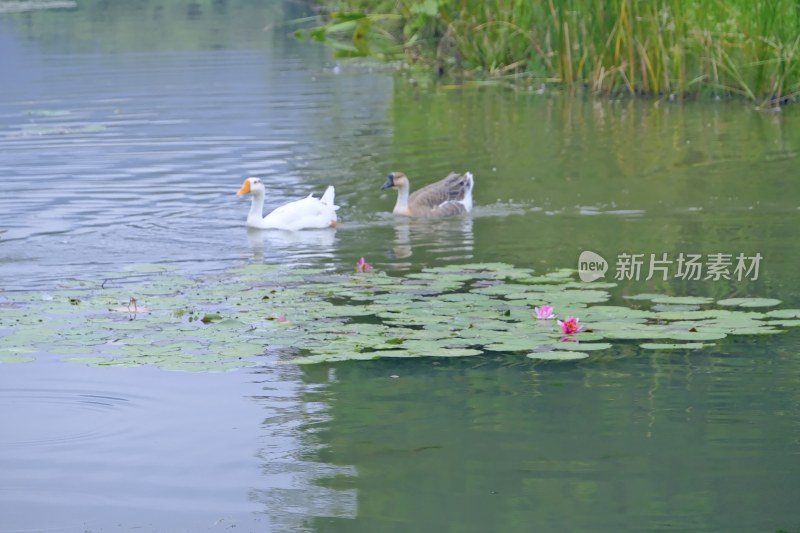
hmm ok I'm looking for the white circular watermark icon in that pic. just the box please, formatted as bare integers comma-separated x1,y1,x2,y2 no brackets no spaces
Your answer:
578,251,608,282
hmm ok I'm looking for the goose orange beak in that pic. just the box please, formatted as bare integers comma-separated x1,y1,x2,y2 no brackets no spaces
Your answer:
236,180,251,196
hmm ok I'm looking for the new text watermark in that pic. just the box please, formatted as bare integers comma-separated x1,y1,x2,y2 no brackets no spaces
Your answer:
578,251,762,283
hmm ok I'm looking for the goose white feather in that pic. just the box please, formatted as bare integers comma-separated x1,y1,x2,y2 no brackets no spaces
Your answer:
381,171,474,217
237,177,339,230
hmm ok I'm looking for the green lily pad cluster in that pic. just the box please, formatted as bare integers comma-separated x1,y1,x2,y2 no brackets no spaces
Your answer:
0,262,798,370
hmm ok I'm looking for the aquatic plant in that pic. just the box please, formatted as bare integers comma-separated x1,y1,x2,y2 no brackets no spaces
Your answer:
300,0,800,105
558,316,583,335
534,305,554,320
356,257,372,273
1,262,799,371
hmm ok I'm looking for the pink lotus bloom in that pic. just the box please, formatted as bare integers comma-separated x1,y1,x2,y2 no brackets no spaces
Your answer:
535,305,555,320
356,257,372,273
558,316,583,335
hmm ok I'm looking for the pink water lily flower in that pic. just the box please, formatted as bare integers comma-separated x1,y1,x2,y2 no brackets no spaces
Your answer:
558,316,583,335
534,305,555,320
356,257,372,273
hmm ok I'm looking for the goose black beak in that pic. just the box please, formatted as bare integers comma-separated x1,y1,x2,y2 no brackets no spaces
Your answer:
381,174,394,190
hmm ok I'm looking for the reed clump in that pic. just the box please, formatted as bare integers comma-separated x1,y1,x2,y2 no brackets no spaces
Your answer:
301,0,800,105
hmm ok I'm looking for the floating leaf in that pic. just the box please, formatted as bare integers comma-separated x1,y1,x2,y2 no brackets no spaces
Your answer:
545,268,576,279
651,304,701,313
66,356,141,368
724,327,784,335
650,296,714,305
624,293,668,301
564,281,618,290
764,309,800,319
640,342,713,350
661,330,728,341
582,306,654,320
527,351,589,361
0,353,35,364
765,319,800,327
209,343,265,358
292,351,381,364
4,261,799,369
554,342,612,351
470,284,534,296
372,347,482,358
653,310,727,321
484,337,553,352
717,297,782,308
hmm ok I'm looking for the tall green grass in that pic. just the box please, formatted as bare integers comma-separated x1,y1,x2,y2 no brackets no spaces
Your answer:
300,0,800,104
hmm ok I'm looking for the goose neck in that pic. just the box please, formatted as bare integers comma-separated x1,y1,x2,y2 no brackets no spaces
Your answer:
393,185,410,215
248,191,265,224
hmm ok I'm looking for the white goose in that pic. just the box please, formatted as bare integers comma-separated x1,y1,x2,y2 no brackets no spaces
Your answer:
236,177,339,230
381,171,474,217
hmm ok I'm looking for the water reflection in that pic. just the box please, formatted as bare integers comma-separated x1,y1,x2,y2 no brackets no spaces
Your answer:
246,227,338,260
299,339,800,533
390,216,474,266
247,364,357,530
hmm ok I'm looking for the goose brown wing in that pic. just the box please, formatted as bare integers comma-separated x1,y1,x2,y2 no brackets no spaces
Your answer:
429,201,468,217
409,172,470,208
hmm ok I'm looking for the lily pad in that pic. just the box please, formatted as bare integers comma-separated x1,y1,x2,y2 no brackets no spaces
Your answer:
765,319,800,328
485,338,553,352
373,347,482,358
292,351,382,364
639,342,713,350
66,356,142,368
724,327,784,335
5,260,800,369
661,330,728,341
526,351,590,361
624,293,669,301
651,296,714,305
717,297,782,308
0,353,36,364
651,304,701,313
653,310,727,321
764,309,800,319
554,342,612,351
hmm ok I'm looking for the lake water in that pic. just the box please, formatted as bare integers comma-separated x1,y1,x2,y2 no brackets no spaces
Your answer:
1,2,800,532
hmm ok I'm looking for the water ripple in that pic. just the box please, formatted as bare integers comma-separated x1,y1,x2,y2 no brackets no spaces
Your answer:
0,384,141,449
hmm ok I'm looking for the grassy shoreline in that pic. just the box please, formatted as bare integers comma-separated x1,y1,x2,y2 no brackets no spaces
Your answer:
299,0,800,106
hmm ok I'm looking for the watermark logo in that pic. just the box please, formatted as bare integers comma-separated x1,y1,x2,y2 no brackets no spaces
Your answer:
578,250,608,282
579,251,763,282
